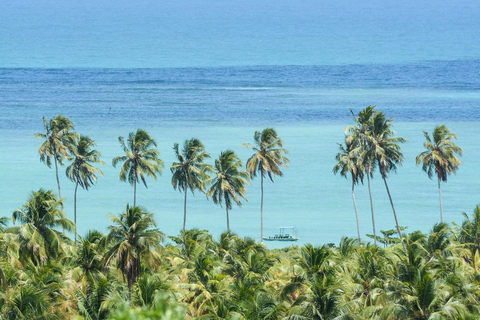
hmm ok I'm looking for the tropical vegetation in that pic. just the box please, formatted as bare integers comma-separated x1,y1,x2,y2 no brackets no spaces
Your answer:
243,128,290,243
0,113,473,318
65,135,106,243
171,138,211,233
112,129,164,207
416,124,463,223
205,150,250,231
2,195,480,319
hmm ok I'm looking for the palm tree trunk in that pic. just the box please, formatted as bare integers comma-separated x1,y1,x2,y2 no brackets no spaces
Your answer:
226,206,230,232
183,186,188,233
261,173,264,244
438,177,443,223
366,167,377,247
54,151,65,234
74,181,78,245
351,180,361,242
382,175,407,253
54,155,62,200
134,178,137,208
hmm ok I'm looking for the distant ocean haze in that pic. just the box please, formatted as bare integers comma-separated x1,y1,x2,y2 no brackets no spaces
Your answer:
1,0,479,67
1,64,479,247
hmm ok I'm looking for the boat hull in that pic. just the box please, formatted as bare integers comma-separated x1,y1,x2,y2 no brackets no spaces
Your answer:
263,237,299,241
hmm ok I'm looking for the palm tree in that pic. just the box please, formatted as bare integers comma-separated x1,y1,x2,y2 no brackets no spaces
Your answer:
333,137,364,242
346,106,378,246
369,111,407,252
103,205,164,302
35,115,78,202
112,129,164,208
416,124,463,223
243,128,289,244
65,135,106,244
205,150,250,231
7,188,75,265
170,138,211,233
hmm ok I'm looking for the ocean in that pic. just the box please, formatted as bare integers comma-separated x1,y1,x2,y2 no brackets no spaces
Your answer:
1,0,479,248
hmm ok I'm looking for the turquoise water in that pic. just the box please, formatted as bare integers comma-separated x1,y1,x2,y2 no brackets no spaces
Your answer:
1,0,480,248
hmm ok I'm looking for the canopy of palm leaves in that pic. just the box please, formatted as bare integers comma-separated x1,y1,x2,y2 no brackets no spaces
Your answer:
35,115,78,168
171,138,210,194
171,138,211,233
416,124,463,182
112,129,164,207
113,129,164,187
205,150,250,231
7,189,74,265
333,136,364,186
243,128,289,181
103,205,164,301
66,135,105,191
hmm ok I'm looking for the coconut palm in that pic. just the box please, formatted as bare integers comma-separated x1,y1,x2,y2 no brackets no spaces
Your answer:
416,124,463,223
35,115,78,202
243,128,289,243
112,129,164,208
103,205,164,302
7,189,75,265
346,106,378,247
333,137,364,242
170,138,211,233
65,135,106,244
369,111,407,252
205,150,250,231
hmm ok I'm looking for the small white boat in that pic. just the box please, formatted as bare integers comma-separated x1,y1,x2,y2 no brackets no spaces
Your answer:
263,226,299,241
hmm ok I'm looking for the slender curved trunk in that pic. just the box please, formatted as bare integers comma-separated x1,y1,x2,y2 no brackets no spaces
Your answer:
366,167,377,247
382,175,407,253
226,206,230,232
133,179,137,208
261,172,264,244
183,186,188,233
351,180,361,242
54,150,65,234
438,177,443,223
74,181,78,245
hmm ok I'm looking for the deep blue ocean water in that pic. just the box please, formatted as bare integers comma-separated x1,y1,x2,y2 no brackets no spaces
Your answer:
1,0,479,247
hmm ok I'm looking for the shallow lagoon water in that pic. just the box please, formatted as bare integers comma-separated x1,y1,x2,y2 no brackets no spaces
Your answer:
1,66,479,248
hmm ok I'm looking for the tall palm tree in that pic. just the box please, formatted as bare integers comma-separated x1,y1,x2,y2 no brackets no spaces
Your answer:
112,129,164,208
170,138,211,233
369,111,407,252
243,128,289,244
416,125,463,223
65,135,106,244
103,205,164,302
7,189,75,265
35,115,78,202
205,150,250,231
346,106,377,247
333,137,364,242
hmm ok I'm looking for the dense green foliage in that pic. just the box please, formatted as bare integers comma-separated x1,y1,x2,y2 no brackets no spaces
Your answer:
4,113,470,318
2,200,480,319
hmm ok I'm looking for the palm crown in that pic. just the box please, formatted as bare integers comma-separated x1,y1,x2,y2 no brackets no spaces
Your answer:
243,128,290,180
416,124,462,222
103,205,164,301
243,128,289,243
205,150,250,231
416,124,463,181
9,189,74,265
112,129,164,207
171,138,211,232
66,135,106,243
66,135,105,191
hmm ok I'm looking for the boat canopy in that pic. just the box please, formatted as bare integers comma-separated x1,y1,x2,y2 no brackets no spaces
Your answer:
278,226,295,229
